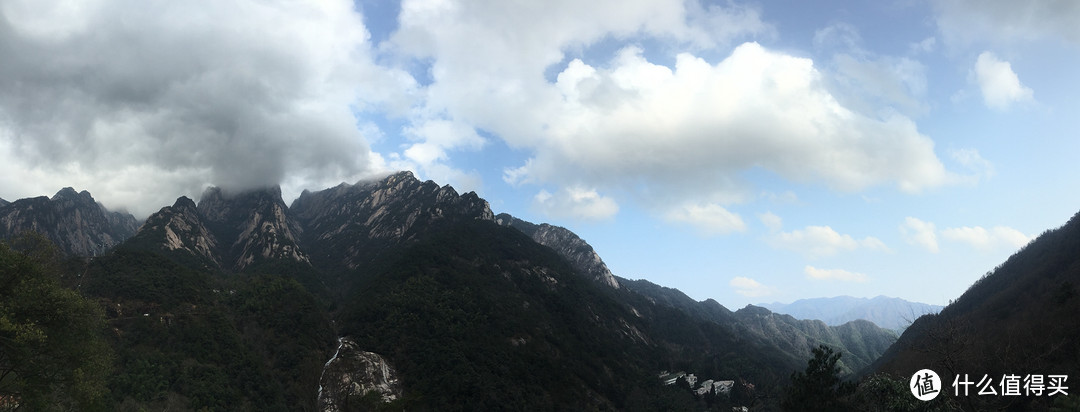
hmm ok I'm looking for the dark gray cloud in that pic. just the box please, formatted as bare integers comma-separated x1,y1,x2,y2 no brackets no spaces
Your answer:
0,0,415,216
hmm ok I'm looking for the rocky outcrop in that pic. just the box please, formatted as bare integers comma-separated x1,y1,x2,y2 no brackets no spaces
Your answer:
495,213,620,289
131,196,221,266
292,171,494,270
197,186,309,271
0,188,139,256
318,338,401,411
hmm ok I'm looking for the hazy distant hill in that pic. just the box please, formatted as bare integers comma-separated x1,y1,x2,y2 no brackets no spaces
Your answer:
759,296,943,331
616,277,897,377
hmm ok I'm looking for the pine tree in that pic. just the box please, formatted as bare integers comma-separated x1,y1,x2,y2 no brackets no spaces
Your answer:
781,344,854,411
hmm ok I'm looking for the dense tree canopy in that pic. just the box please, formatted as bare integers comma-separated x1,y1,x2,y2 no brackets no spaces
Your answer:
0,234,112,411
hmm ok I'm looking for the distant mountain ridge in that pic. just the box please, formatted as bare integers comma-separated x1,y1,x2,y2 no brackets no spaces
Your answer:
617,277,897,376
0,187,139,256
759,296,943,331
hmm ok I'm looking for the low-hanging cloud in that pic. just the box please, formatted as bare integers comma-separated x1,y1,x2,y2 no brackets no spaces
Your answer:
0,0,415,216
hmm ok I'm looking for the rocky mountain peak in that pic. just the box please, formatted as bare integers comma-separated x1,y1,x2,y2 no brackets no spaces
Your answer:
495,213,620,288
51,187,91,202
196,185,308,271
172,195,198,212
133,196,220,267
0,188,139,256
292,172,494,271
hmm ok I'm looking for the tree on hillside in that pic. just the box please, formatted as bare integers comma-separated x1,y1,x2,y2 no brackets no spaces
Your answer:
0,233,112,411
781,344,854,411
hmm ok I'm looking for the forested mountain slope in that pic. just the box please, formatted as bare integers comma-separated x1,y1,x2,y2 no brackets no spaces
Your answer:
874,210,1080,410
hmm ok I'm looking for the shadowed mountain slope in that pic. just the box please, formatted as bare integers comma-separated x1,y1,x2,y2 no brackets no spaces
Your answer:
874,209,1080,410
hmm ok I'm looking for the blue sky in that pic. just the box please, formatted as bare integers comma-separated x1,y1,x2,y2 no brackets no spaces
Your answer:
2,0,1079,308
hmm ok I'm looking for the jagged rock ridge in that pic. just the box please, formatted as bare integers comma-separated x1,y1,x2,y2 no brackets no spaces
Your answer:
495,213,620,289
128,185,310,272
197,186,309,270
0,187,139,256
126,171,494,277
292,171,494,271
131,196,221,267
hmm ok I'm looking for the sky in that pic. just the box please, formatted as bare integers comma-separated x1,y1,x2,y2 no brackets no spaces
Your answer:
2,0,1080,308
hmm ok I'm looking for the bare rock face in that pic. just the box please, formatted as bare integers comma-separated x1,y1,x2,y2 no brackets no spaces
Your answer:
318,338,401,411
132,196,221,266
495,213,620,289
0,188,139,256
292,171,494,270
197,186,309,271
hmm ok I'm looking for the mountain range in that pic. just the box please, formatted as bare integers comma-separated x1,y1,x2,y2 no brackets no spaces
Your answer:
759,295,944,331
4,171,1079,410
0,171,902,410
0,187,139,256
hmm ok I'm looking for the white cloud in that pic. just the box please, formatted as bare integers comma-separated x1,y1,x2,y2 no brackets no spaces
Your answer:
0,0,414,216
730,276,775,297
901,217,1031,253
665,203,747,236
769,225,888,258
0,0,975,222
804,265,869,283
973,51,1034,111
900,217,939,253
402,119,486,165
758,212,783,232
942,225,1033,251
528,44,952,197
390,2,958,220
533,187,619,221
